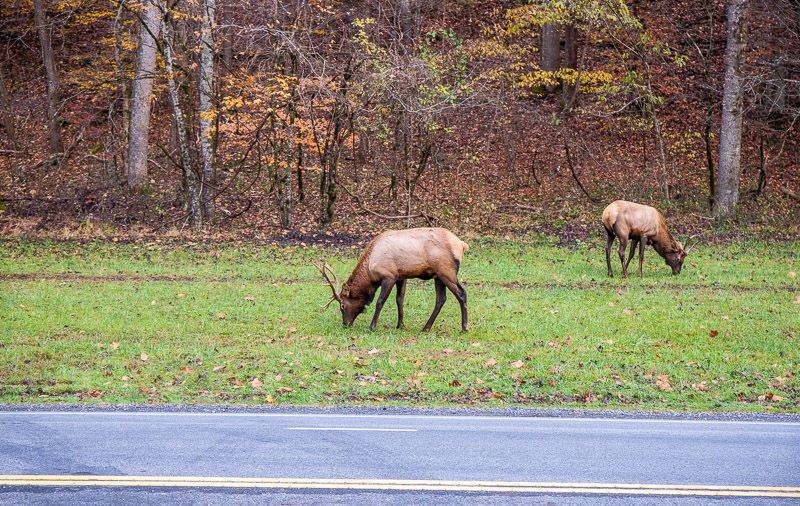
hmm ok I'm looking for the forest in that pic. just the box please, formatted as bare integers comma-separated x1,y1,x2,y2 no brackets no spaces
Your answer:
0,0,798,241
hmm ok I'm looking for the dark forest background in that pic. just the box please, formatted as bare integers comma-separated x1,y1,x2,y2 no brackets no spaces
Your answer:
0,0,798,241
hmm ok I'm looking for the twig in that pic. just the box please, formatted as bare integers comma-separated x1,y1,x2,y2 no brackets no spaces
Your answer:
690,212,715,221
781,186,800,202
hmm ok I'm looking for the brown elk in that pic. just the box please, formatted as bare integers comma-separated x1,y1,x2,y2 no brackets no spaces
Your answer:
602,200,697,278
314,227,469,332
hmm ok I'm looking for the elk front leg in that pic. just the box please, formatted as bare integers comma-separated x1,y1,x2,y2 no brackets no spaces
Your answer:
422,278,447,332
395,279,407,329
369,278,396,332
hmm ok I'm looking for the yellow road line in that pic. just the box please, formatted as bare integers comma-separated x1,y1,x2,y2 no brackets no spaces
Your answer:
1,476,799,497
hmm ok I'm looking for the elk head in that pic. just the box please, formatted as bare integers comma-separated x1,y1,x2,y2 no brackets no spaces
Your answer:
312,262,363,326
664,235,699,275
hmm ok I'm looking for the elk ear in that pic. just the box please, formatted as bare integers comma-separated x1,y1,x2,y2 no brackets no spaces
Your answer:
341,284,350,297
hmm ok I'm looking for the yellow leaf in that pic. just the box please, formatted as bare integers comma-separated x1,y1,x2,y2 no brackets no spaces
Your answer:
266,395,274,404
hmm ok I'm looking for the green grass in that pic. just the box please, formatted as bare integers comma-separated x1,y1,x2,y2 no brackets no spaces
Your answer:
1,236,798,412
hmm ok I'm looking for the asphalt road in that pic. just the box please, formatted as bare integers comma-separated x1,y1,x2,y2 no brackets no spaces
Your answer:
1,409,799,504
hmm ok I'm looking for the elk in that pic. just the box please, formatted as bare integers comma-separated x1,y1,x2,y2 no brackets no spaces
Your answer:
314,227,469,332
602,200,697,278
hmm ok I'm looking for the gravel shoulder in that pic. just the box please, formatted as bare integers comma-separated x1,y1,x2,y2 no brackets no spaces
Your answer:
1,404,798,423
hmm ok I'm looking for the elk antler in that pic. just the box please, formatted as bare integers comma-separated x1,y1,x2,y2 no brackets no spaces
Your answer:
312,262,341,309
685,234,700,254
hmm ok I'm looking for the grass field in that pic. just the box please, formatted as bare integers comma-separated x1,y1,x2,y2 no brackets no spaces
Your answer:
1,235,798,412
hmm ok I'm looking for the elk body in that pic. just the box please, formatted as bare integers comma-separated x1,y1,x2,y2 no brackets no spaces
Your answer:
602,200,696,278
314,227,469,332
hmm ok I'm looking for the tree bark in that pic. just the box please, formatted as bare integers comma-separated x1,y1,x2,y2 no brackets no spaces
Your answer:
199,0,216,223
127,0,162,189
0,66,18,149
563,23,578,101
163,17,202,229
540,22,560,92
399,0,413,53
713,0,749,219
32,0,62,154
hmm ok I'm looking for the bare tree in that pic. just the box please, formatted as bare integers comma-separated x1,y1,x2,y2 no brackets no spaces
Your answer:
32,0,62,154
714,0,750,219
127,0,162,189
198,0,216,222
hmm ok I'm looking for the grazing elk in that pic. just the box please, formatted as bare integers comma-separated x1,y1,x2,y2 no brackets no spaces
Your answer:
602,200,697,278
314,227,469,332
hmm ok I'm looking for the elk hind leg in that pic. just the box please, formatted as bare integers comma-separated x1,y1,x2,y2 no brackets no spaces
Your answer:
604,228,616,277
422,278,447,332
441,275,468,332
625,238,639,270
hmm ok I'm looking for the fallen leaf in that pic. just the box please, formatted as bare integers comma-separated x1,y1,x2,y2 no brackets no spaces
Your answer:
709,330,719,337
483,358,498,368
793,295,800,304
140,353,148,361
721,315,729,320
510,360,525,369
623,308,633,314
449,379,461,387
604,339,614,345
656,374,673,391
281,316,288,322
244,296,255,301
443,348,454,354
277,387,295,393
789,271,796,278
471,342,482,347
287,326,297,333
176,293,186,298
266,395,274,404
367,348,381,355
216,313,226,319
475,377,484,384
251,378,263,388
110,342,120,350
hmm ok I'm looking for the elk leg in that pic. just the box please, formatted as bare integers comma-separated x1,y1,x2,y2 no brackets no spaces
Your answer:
637,236,648,277
604,229,616,277
422,278,447,332
439,276,469,332
395,279,407,329
369,278,396,332
625,238,639,270
617,235,629,278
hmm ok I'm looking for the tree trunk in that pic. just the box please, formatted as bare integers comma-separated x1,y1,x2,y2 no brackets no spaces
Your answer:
199,0,216,223
399,0,413,53
0,66,17,149
32,0,62,154
540,22,560,92
563,23,578,101
163,18,202,229
713,0,749,219
127,0,162,189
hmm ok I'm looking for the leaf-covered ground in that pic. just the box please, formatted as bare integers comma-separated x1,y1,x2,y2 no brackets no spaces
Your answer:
1,236,797,412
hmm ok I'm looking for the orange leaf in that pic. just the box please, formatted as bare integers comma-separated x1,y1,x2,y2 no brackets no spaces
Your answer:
656,374,672,391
